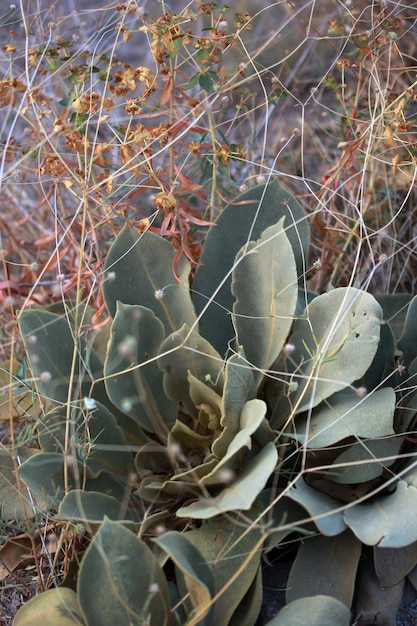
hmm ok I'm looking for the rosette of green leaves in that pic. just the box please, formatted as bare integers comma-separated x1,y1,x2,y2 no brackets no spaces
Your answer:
265,294,417,623
100,192,304,519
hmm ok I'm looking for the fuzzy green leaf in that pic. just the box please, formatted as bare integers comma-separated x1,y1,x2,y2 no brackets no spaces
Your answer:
19,452,128,506
0,448,46,522
376,293,412,341
103,224,196,334
157,324,224,417
58,491,128,523
288,287,382,413
345,481,417,547
19,310,101,404
78,519,170,626
221,349,257,431
38,400,133,478
331,436,401,484
104,303,176,436
155,531,215,625
193,179,310,357
12,588,84,626
232,219,298,386
292,387,395,448
205,399,267,481
285,478,347,536
286,531,361,606
354,552,404,625
397,295,417,369
269,596,351,626
229,566,263,626
374,541,417,587
176,441,277,518
211,350,257,459
174,509,264,625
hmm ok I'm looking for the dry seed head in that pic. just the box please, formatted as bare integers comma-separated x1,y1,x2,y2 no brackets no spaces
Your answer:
154,191,176,213
137,217,151,235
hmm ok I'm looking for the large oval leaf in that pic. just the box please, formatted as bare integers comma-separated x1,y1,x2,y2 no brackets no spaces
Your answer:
374,540,417,587
103,224,196,334
19,452,128,506
58,491,129,523
397,294,417,368
0,448,46,522
12,588,84,626
177,441,277,518
104,303,176,436
292,387,395,448
330,436,401,484
268,595,351,626
172,509,264,626
38,400,133,478
344,481,417,547
157,324,224,417
287,287,382,413
193,179,309,356
286,531,361,606
232,219,298,387
78,518,170,626
285,478,347,536
19,310,101,404
155,531,215,626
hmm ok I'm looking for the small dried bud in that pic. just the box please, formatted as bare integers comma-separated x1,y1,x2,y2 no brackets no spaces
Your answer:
137,218,150,234
283,343,296,355
154,191,176,213
287,380,298,394
39,371,52,383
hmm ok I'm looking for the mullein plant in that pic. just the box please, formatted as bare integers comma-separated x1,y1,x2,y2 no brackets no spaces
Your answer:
12,180,417,625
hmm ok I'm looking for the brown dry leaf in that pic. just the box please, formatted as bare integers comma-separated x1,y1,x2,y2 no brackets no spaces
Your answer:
0,525,58,580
